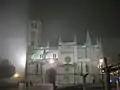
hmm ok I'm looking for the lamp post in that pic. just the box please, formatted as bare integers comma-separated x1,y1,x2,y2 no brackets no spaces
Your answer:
98,58,111,90
103,57,111,90
98,58,104,90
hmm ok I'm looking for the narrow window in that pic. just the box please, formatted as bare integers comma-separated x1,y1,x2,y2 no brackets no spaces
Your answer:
85,64,89,73
36,64,39,73
40,54,43,59
53,54,56,58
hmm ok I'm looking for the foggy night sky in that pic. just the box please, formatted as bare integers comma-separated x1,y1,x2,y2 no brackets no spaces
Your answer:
0,0,120,74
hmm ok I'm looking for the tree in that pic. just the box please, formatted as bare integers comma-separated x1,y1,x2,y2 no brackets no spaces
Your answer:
0,59,15,78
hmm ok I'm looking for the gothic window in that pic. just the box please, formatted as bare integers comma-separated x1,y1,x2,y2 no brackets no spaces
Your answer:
85,64,89,73
40,54,43,59
36,64,39,73
31,22,37,29
53,54,56,58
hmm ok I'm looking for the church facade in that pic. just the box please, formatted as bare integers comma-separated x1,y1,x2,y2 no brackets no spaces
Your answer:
26,20,103,87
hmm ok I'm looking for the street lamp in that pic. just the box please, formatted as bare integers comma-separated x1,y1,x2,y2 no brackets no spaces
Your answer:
98,58,104,90
13,73,21,79
99,58,103,64
98,58,104,69
98,57,112,90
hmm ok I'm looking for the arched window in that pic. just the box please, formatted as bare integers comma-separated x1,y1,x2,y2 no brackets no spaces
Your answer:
31,22,37,29
53,54,56,58
40,54,43,59
36,64,39,73
85,64,89,73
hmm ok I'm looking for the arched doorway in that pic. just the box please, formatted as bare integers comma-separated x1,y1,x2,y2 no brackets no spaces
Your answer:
45,67,56,86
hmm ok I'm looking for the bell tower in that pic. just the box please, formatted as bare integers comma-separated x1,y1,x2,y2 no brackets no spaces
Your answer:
28,20,42,47
25,19,43,84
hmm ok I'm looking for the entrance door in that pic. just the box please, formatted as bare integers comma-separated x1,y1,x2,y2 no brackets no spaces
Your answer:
45,67,56,86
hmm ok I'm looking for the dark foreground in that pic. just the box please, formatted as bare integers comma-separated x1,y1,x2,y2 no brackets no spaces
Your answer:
0,83,118,90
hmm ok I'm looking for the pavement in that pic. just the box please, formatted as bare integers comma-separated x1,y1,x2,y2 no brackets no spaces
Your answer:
0,83,118,90
56,83,118,90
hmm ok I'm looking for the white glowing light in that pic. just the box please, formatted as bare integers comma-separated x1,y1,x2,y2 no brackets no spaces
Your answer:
13,73,20,78
20,53,26,68
98,58,104,69
49,59,55,64
16,51,26,68
99,58,103,63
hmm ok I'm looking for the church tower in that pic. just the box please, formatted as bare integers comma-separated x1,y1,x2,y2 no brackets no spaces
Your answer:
29,20,42,47
25,19,43,84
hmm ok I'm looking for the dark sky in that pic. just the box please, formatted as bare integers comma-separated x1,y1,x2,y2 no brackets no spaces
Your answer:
0,0,120,73
30,0,120,57
30,0,120,39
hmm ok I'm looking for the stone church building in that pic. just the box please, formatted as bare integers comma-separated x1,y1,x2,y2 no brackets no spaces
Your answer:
26,20,103,87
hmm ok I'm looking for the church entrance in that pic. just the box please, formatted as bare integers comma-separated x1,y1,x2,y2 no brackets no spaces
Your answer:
45,67,56,86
